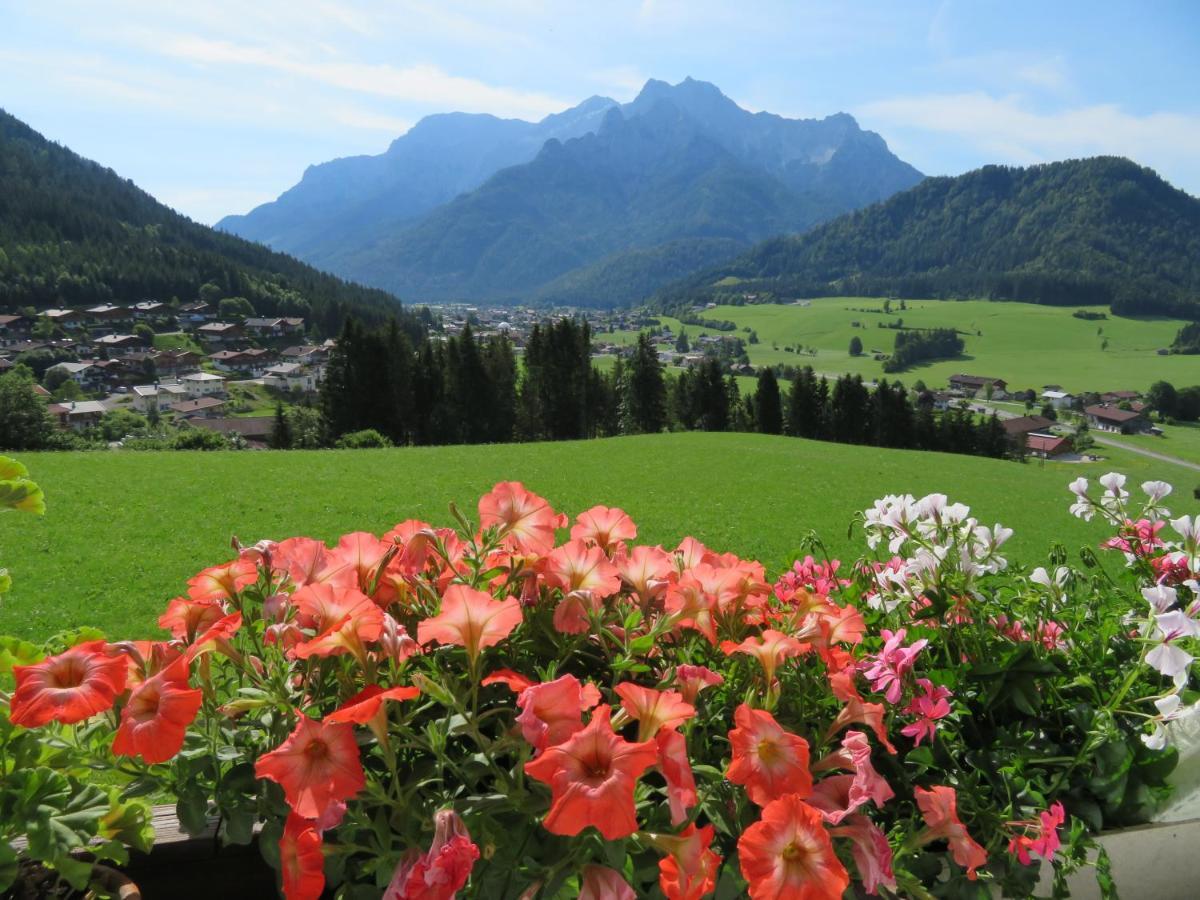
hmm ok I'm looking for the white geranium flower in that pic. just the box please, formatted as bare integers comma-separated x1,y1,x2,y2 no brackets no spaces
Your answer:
1171,515,1199,544
1142,480,1173,503
1142,584,1178,614
1068,476,1089,497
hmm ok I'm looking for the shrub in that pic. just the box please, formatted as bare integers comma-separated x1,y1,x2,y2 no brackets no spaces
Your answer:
170,429,230,450
334,428,394,449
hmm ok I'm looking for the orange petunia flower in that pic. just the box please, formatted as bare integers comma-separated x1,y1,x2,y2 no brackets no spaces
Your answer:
516,673,602,753
279,813,325,900
615,544,674,607
290,583,383,664
255,714,366,820
10,641,128,727
112,656,202,764
571,505,637,554
674,537,715,572
825,698,896,754
721,629,805,686
385,809,479,900
184,611,243,663
579,864,636,900
524,705,658,840
614,682,695,741
158,596,225,643
416,584,522,665
656,727,698,826
654,823,722,900
329,531,390,593
915,785,988,880
738,794,850,900
810,731,894,815
478,481,565,557
541,539,622,599
664,566,723,644
186,557,258,603
272,536,355,590
727,704,813,807
324,684,420,746
481,668,536,694
829,813,896,896
672,664,724,705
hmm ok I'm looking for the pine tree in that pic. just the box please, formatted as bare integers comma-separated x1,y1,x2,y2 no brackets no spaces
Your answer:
622,333,667,434
755,368,783,434
270,400,292,449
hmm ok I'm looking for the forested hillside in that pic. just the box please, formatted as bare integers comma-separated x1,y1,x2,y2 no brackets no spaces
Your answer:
659,157,1200,318
0,110,416,336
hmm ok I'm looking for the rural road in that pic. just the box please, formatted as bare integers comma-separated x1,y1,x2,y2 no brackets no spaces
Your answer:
975,403,1200,473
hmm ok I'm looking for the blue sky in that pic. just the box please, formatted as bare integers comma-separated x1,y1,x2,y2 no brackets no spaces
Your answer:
3,0,1198,224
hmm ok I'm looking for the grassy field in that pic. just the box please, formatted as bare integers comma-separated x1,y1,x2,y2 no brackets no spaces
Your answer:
1100,421,1200,467
606,299,1191,393
3,433,1198,642
152,331,204,354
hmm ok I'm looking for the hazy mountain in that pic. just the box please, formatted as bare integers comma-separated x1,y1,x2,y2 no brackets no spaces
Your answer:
656,157,1200,319
219,79,922,306
216,96,618,261
0,109,416,337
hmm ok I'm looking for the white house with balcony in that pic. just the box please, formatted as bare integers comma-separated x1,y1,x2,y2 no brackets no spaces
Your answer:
181,371,227,398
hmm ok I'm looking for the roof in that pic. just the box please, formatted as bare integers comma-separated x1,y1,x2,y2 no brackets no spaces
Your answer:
93,334,138,345
0,315,26,326
198,322,240,333
949,373,1006,386
1102,390,1140,400
51,361,94,374
1085,404,1145,423
209,350,249,361
132,301,163,310
171,397,227,415
182,372,226,382
1027,434,1072,455
42,308,77,318
244,317,284,328
86,304,127,314
1041,390,1073,399
49,400,107,416
1001,415,1056,435
265,363,303,375
185,416,274,439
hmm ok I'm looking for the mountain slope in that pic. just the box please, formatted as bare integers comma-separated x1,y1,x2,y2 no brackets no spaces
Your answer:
658,157,1200,318
219,78,922,306
0,109,417,336
216,96,618,261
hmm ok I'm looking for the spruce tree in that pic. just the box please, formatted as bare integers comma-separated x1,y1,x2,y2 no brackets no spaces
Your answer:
270,400,292,449
755,368,783,435
623,333,667,434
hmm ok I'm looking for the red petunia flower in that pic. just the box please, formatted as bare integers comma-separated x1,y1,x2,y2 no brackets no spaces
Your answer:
721,629,805,686
541,538,622,600
478,481,565,557
727,704,813,807
915,785,988,880
255,714,366,820
112,656,202,764
524,705,658,840
184,611,243,663
187,557,258,603
384,809,479,900
279,813,325,900
579,864,636,900
516,674,602,753
329,531,390,594
571,505,638,554
10,641,128,727
290,583,383,664
482,668,535,694
416,584,522,665
615,682,695,741
656,727,698,826
158,596,225,642
325,684,420,746
830,813,896,895
738,793,850,900
615,544,675,607
654,823,721,900
673,664,724,705
272,536,355,590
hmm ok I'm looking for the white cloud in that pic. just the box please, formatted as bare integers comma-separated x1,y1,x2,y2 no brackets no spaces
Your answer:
1015,57,1071,93
588,65,648,97
328,106,413,134
857,91,1200,194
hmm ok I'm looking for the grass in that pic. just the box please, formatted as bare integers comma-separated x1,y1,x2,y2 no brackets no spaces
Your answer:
152,332,203,354
1098,421,1200,467
2,433,1197,642
607,299,1190,393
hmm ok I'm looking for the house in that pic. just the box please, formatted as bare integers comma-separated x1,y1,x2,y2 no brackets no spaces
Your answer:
0,315,31,346
1040,390,1075,410
47,400,107,431
1001,415,1056,445
208,350,255,372
281,345,327,365
157,350,203,376
262,362,320,392
1026,433,1074,459
243,317,286,338
948,374,1008,399
182,416,274,448
1085,404,1151,434
177,302,214,326
180,371,227,398
85,304,132,324
41,309,82,329
1100,390,1141,405
131,301,165,319
132,381,188,413
92,333,142,350
0,357,13,373
170,396,227,418
47,360,99,388
196,322,243,344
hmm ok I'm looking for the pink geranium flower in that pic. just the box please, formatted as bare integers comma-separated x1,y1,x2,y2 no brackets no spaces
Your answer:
861,628,926,704
900,679,953,746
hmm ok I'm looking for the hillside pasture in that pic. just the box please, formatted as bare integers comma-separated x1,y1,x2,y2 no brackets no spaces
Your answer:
609,299,1190,393
2,433,1198,642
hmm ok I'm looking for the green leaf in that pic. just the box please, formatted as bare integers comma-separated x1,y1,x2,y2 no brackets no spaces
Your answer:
176,787,211,837
0,635,43,675
0,841,17,893
0,478,45,515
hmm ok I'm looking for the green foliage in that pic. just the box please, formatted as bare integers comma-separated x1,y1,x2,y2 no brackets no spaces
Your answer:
661,158,1200,318
1171,321,1200,354
883,327,965,372
98,409,148,443
0,109,421,338
0,368,55,451
849,335,863,356
171,429,231,451
334,429,393,449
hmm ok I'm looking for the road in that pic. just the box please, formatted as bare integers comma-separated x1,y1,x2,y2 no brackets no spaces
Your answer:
974,403,1200,473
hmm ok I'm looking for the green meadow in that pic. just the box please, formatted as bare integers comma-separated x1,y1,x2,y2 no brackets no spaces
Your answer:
607,298,1192,393
3,433,1198,642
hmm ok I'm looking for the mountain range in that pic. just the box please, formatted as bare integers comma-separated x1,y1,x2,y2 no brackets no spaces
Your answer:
656,157,1200,319
218,78,923,306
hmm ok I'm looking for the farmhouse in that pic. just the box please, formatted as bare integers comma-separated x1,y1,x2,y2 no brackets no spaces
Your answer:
948,374,1008,398
46,400,107,431
0,315,31,346
196,322,243,343
1100,390,1141,405
1026,433,1074,459
93,333,141,350
1040,390,1075,410
170,396,227,418
47,360,99,388
1001,415,1056,439
182,416,274,448
131,301,165,318
1085,404,1150,434
42,308,82,328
